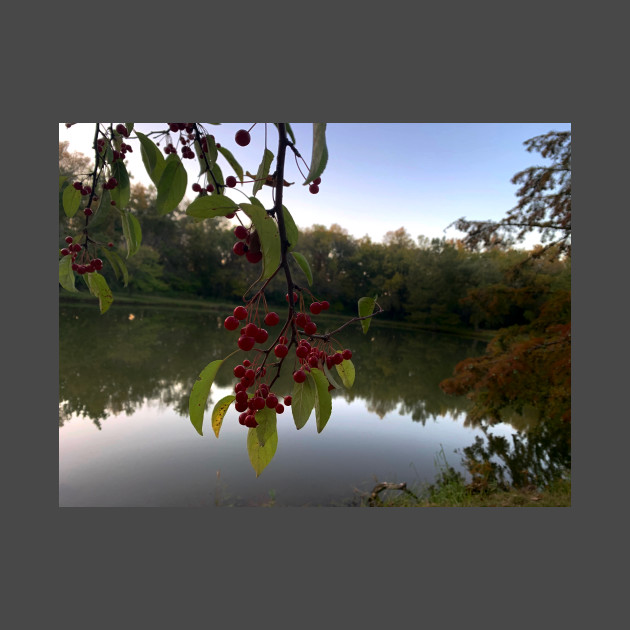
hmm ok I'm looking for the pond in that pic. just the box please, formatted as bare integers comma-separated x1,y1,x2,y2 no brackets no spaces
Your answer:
59,303,546,507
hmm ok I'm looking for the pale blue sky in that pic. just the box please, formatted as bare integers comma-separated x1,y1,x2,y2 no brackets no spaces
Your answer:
59,122,571,246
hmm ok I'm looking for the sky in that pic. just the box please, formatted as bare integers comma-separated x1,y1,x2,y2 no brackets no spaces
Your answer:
59,122,571,246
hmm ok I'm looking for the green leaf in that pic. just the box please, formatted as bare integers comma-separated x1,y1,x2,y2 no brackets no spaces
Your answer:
110,160,131,209
358,296,377,334
335,353,355,388
120,210,141,258
252,148,274,197
85,272,114,314
185,193,238,219
218,145,244,183
292,376,315,430
156,153,187,215
247,424,278,477
248,196,266,209
304,123,328,185
195,134,217,175
254,406,278,447
310,368,332,433
59,255,77,293
102,248,129,286
291,251,312,285
59,175,67,191
136,131,166,186
323,363,344,390
62,184,81,218
282,205,299,251
211,395,235,438
125,123,134,135
240,203,281,280
189,359,224,436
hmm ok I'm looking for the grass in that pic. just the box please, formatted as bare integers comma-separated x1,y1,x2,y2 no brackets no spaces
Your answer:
349,447,571,508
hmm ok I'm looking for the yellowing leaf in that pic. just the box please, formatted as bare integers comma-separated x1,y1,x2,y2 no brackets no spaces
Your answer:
211,395,235,438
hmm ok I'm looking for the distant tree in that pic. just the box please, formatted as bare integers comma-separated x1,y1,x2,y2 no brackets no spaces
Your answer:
449,131,571,257
441,131,571,426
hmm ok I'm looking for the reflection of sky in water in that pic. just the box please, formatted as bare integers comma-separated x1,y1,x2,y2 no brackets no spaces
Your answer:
59,387,517,507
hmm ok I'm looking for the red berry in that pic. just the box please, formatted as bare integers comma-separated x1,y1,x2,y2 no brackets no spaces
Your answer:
245,251,262,264
226,176,237,188
224,316,239,331
192,183,202,192
235,401,249,413
293,370,306,383
84,207,93,216
92,258,103,270
274,344,289,358
309,184,319,194
304,321,317,335
342,349,353,360
235,129,251,146
320,300,330,310
73,182,82,190
235,391,249,405
225,213,236,219
309,302,322,315
253,396,266,410
308,356,319,368
255,328,269,344
286,292,298,304
313,177,321,186
234,365,246,378
296,345,309,359
243,359,251,367
245,369,255,381
233,306,248,320
116,124,127,135
238,336,256,351
108,242,113,248
60,248,70,256
233,241,247,256
264,312,280,326
65,236,73,244
234,225,248,240
266,394,278,409
206,184,215,193
275,404,284,414
333,353,344,365
283,396,292,406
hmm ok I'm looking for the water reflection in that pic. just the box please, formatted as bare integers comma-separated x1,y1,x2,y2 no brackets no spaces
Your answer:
59,305,480,429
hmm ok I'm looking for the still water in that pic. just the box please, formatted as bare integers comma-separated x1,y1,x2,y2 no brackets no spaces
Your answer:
59,303,519,507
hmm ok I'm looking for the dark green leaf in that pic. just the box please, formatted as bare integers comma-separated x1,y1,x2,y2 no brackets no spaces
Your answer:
310,368,332,433
125,123,134,135
282,205,299,251
218,145,244,183
189,359,224,436
110,160,131,209
252,149,274,197
136,131,166,186
59,255,77,293
85,272,114,314
292,375,315,429
304,123,328,185
247,424,278,477
59,175,67,191
358,296,377,334
291,251,312,285
102,248,129,286
62,185,81,218
120,210,141,258
211,395,235,438
156,153,187,215
240,203,281,280
323,363,344,390
185,194,238,219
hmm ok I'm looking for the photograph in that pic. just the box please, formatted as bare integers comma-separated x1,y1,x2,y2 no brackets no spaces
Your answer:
58,122,571,507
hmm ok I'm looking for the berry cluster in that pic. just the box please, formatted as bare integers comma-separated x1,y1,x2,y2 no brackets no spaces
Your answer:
163,123,198,159
72,181,92,197
231,225,262,264
309,176,322,194
223,304,291,428
60,236,103,275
